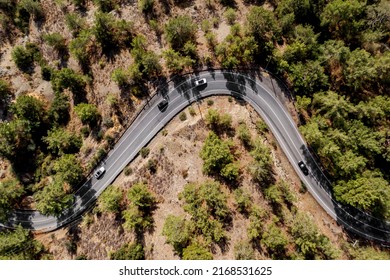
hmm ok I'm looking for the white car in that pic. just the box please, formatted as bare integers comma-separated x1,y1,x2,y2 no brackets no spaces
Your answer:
194,78,207,87
94,166,105,179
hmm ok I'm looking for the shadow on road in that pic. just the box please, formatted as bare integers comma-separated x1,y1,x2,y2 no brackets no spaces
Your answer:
56,179,97,229
299,144,390,244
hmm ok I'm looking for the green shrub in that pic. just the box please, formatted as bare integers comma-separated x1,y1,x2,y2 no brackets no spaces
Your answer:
164,15,196,50
98,185,122,213
188,106,196,116
220,162,240,181
179,112,187,121
138,0,154,13
237,123,252,147
140,147,150,158
11,44,40,71
111,68,130,87
146,159,157,173
162,215,192,255
256,119,268,134
124,166,133,176
109,243,144,260
224,8,236,25
51,68,86,94
40,65,53,81
74,103,100,125
179,181,229,243
65,13,87,36
201,19,211,33
122,183,156,232
182,242,213,260
234,188,252,214
43,33,67,52
0,79,11,102
18,0,43,20
80,126,90,138
200,131,234,175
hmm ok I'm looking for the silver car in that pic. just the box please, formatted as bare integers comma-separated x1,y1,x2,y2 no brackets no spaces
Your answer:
94,166,105,179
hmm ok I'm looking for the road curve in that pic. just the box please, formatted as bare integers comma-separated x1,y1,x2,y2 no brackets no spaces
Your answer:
2,70,390,244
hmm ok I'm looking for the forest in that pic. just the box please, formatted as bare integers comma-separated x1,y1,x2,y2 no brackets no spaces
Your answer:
0,0,389,259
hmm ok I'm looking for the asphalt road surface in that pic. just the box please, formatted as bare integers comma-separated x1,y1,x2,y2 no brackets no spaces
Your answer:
2,70,389,244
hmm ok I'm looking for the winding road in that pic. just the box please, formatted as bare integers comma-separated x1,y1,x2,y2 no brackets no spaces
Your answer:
2,70,390,244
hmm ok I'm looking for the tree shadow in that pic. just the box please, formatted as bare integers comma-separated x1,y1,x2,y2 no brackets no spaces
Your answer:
159,0,171,15
56,179,97,229
172,0,195,9
173,75,192,101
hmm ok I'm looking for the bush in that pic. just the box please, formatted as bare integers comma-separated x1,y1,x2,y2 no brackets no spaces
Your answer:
200,131,234,176
124,166,133,176
0,79,11,102
179,181,229,243
262,223,288,258
51,68,86,94
201,19,211,33
182,242,213,260
10,94,47,130
69,30,92,68
164,15,196,50
74,103,100,125
44,127,82,155
109,243,144,260
98,185,122,213
34,178,74,216
140,147,150,158
224,8,236,25
53,154,83,186
65,13,86,36
290,212,340,259
18,0,43,20
40,65,53,81
220,162,240,181
205,108,232,132
234,188,252,214
247,206,268,241
43,33,67,52
122,183,156,232
256,119,268,134
127,183,156,211
138,0,154,13
80,126,90,138
179,112,187,121
11,44,39,71
162,215,192,255
237,123,252,147
111,68,130,87
146,159,157,173
188,107,196,116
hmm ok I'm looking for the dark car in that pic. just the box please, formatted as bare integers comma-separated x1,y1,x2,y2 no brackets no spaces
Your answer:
298,161,309,176
158,98,168,110
94,166,105,179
